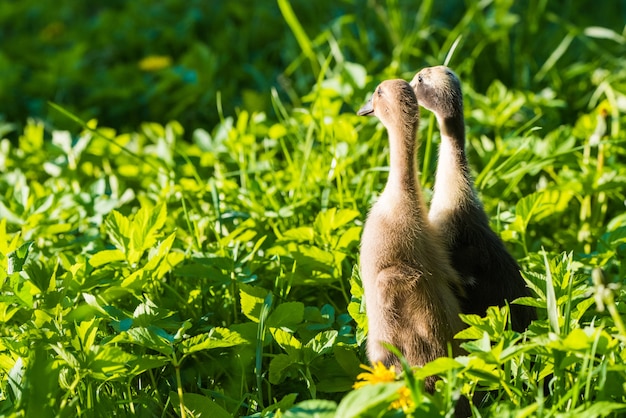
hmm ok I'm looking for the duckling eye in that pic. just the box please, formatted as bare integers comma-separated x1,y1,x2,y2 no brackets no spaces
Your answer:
376,87,382,97
417,75,423,83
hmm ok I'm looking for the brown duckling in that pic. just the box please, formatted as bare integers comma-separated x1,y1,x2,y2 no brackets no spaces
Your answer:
410,66,536,332
357,79,466,391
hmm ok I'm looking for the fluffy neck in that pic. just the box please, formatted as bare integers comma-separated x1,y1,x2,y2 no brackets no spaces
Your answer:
430,114,475,219
385,121,421,199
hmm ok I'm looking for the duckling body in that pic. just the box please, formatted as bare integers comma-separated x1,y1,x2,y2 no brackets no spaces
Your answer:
358,80,465,390
410,66,536,331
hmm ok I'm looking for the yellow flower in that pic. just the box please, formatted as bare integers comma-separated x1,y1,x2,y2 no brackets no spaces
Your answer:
138,55,172,71
353,362,397,389
390,385,415,413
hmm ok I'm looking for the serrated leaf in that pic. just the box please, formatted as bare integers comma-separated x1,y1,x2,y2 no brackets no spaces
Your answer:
314,208,359,233
239,283,269,323
269,353,294,384
304,330,337,359
267,302,304,330
181,327,247,355
512,190,573,234
105,210,131,253
131,203,167,258
110,327,173,356
347,301,367,333
271,328,302,357
143,232,185,279
127,355,168,375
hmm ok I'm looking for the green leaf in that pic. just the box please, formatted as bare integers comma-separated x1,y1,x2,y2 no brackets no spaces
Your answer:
511,190,573,235
271,328,302,357
89,249,125,267
0,302,20,323
72,319,100,353
51,343,80,369
140,232,185,281
304,330,337,360
131,203,167,257
283,226,315,242
412,357,464,380
105,210,131,254
239,283,269,323
110,327,174,356
169,392,231,418
314,208,359,234
267,302,304,330
333,345,362,377
334,382,404,418
181,327,247,355
7,241,33,274
337,226,362,250
23,259,56,293
90,346,136,379
284,399,338,418
269,353,294,384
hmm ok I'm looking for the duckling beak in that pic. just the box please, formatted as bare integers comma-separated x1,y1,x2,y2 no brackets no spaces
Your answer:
357,98,374,116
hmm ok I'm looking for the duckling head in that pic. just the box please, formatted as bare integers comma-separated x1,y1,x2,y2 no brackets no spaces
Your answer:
357,79,419,129
410,66,463,119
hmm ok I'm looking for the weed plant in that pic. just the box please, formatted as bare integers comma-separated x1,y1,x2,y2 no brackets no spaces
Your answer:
1,0,626,417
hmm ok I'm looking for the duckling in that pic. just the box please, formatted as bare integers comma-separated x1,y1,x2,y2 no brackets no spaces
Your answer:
410,66,536,332
357,79,465,391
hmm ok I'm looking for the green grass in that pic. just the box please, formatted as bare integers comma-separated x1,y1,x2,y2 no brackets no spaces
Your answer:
1,0,626,417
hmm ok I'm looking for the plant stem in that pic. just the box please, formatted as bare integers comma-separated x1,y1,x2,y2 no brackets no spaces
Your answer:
173,354,186,418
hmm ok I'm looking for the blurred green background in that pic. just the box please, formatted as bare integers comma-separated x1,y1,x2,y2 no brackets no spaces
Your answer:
1,0,625,138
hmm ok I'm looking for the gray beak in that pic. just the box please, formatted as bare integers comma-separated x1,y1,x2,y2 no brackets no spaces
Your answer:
357,98,374,116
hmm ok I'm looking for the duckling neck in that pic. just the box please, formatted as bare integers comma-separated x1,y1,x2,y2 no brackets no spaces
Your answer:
439,114,466,151
430,114,475,219
385,122,422,199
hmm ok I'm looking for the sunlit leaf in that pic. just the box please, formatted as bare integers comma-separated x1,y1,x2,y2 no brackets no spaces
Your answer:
271,328,302,357
239,283,269,323
335,382,404,418
89,249,125,267
181,327,247,355
7,241,33,274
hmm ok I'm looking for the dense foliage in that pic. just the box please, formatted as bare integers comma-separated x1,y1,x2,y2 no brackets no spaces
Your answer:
1,0,626,417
